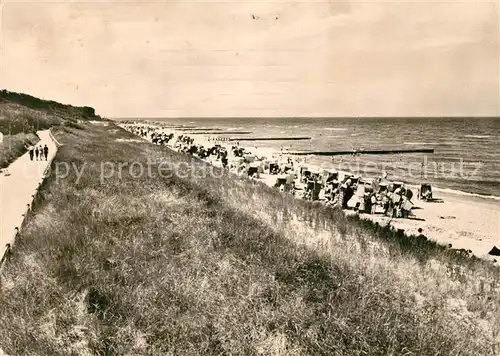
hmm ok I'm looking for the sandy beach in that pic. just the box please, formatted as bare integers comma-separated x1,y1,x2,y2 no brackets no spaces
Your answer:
365,190,500,256
121,122,500,262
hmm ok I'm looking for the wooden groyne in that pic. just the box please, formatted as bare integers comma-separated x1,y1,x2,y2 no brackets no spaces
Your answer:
288,148,434,156
204,131,253,135
183,131,251,135
175,128,223,131
229,137,311,141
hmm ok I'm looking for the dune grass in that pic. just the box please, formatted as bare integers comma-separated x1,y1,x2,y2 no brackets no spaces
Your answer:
0,89,101,168
0,89,100,124
0,123,498,355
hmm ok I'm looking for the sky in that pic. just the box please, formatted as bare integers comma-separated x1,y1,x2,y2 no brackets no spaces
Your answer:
0,0,499,118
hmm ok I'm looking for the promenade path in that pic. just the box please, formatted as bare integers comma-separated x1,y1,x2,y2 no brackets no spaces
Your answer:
0,130,58,263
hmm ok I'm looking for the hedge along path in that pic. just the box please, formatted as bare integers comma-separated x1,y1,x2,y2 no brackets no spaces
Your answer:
0,129,59,271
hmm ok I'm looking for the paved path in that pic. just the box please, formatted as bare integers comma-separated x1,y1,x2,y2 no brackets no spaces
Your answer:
0,130,58,262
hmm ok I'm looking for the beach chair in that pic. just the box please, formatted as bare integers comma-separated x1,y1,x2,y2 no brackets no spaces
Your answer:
283,164,293,174
351,175,360,186
393,181,404,191
301,168,311,183
418,183,433,201
324,171,339,184
269,162,279,175
247,166,258,177
274,177,287,188
311,170,322,182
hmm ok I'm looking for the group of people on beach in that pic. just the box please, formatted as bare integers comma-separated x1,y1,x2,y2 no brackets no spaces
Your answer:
25,144,49,161
323,177,413,217
122,123,416,220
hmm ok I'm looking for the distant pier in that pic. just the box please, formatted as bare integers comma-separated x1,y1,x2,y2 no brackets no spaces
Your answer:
288,148,434,156
229,137,311,141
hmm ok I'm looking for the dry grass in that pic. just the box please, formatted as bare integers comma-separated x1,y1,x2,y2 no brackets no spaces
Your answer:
0,124,498,355
0,89,100,125
0,89,102,168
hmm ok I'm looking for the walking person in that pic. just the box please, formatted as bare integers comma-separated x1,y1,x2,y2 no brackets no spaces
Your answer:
43,144,49,160
25,144,34,161
34,146,39,161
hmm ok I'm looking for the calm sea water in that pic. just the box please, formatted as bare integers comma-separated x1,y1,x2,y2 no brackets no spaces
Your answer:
142,117,500,199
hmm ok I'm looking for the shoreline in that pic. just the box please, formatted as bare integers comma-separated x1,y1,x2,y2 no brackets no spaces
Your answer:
120,121,500,263
138,121,500,202
430,186,500,202
119,118,500,204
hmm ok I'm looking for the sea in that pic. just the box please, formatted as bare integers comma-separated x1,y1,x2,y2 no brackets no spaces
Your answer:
139,117,500,200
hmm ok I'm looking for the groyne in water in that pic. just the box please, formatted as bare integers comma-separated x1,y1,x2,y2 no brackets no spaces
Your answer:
288,148,434,156
175,128,224,131
207,131,253,135
229,137,311,141
183,131,252,135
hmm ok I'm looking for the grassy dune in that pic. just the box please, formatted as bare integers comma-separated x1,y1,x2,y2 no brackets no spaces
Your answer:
0,89,100,125
0,89,100,167
0,123,498,355
0,89,101,135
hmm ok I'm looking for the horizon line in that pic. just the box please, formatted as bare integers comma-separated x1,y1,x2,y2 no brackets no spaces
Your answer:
110,116,500,120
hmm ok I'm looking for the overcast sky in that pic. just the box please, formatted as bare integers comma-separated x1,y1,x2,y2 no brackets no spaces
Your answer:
1,0,498,118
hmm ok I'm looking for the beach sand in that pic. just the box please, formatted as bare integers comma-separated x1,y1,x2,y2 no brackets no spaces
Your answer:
121,122,500,262
385,191,500,256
